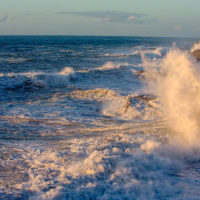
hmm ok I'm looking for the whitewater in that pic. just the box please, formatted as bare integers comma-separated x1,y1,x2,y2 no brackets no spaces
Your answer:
0,36,200,200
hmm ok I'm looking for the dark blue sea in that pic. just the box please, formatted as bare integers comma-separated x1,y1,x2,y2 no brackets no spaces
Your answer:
1,36,200,200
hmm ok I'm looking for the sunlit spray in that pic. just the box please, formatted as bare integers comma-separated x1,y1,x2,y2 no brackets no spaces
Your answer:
142,48,200,148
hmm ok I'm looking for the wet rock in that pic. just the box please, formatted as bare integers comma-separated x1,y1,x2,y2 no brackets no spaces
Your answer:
135,70,145,79
191,40,200,61
133,94,156,103
191,49,200,61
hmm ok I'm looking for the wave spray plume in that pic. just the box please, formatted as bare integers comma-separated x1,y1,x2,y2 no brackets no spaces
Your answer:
143,48,200,148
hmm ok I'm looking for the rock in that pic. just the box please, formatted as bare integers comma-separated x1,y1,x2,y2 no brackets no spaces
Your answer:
191,40,200,61
135,70,145,79
133,94,156,103
191,49,200,61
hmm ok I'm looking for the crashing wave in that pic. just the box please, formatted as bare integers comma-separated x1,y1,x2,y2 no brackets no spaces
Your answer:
142,47,200,148
0,67,75,90
104,47,163,58
94,62,129,71
132,47,163,56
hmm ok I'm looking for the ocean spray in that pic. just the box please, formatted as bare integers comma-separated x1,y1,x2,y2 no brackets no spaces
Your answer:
143,48,200,148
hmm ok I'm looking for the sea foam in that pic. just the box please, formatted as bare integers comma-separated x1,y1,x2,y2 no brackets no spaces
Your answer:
0,67,75,90
142,48,200,148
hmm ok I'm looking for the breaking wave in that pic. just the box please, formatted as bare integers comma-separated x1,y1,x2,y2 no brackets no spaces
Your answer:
142,48,200,148
132,47,163,56
0,67,75,90
104,47,163,58
1,37,200,200
94,62,129,71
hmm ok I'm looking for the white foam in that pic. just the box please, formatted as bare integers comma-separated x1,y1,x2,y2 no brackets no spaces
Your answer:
142,48,200,148
94,62,129,71
1,120,199,199
104,52,128,57
102,97,141,120
69,88,120,101
0,67,75,90
0,57,31,63
96,62,120,70
132,47,163,56
59,67,75,75
141,140,160,153
0,133,171,198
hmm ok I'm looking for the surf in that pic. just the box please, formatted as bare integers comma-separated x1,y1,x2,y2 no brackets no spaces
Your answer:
142,47,200,149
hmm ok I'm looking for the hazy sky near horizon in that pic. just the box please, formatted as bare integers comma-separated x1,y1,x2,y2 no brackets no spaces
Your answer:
0,0,200,37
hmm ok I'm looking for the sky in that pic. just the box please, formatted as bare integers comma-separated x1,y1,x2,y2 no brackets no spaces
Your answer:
0,0,200,37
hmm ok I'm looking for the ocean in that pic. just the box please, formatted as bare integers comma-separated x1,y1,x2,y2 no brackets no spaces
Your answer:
0,36,200,200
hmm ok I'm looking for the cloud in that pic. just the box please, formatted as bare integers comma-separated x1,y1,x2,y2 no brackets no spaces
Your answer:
0,14,8,23
126,16,136,21
56,11,154,24
103,17,111,22
174,25,182,31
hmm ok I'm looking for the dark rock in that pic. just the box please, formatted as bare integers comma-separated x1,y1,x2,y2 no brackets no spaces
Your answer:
191,49,200,61
133,94,156,103
135,70,145,79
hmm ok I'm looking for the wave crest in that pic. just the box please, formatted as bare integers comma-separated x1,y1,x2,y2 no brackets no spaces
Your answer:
142,48,200,148
0,67,75,90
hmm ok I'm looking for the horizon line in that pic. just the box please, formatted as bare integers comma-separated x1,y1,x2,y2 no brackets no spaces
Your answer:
0,34,198,39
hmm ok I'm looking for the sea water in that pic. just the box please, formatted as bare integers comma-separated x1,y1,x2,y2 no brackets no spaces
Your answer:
0,36,200,200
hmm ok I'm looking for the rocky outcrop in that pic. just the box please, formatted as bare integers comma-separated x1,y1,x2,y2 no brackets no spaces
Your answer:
191,49,200,61
191,40,200,61
135,70,144,78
